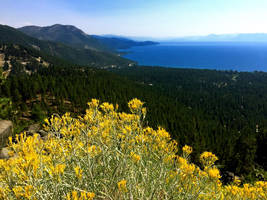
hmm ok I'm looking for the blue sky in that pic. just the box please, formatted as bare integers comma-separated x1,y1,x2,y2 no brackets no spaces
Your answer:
1,0,267,37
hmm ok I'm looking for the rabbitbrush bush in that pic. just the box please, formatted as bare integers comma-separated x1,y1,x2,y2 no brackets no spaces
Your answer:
0,99,266,199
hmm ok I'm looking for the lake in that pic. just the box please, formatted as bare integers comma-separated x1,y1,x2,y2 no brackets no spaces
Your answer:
121,42,267,71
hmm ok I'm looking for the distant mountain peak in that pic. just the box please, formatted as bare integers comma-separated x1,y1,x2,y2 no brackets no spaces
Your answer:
18,24,158,51
20,24,86,35
46,24,85,33
18,24,103,50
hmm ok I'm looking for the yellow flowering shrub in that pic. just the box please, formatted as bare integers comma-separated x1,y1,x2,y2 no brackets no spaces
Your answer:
0,98,266,199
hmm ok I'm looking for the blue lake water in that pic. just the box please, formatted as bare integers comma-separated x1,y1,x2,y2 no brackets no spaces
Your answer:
121,42,267,72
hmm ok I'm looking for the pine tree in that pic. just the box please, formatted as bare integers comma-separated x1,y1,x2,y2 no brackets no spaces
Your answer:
0,69,12,119
3,62,9,71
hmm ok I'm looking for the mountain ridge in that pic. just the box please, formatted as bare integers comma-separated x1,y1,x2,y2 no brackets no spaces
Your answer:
18,24,159,51
18,24,107,51
162,33,267,42
0,24,132,67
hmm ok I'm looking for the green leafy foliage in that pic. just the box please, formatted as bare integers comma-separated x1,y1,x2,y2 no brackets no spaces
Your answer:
0,68,12,120
0,98,12,119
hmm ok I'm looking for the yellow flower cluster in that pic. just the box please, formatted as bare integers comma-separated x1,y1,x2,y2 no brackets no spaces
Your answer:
200,151,219,167
224,181,267,199
0,98,266,199
182,145,193,155
130,151,141,163
128,98,144,114
207,167,221,179
74,166,83,180
66,191,95,200
117,179,127,193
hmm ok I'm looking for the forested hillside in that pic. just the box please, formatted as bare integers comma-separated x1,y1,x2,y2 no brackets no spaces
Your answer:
0,25,132,67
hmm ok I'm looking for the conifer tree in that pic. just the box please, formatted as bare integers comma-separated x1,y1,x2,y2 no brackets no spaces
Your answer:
0,68,12,119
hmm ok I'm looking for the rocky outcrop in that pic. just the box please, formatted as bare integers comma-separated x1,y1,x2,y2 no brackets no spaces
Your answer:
26,123,40,136
25,123,48,139
0,147,11,159
0,121,50,159
0,120,13,146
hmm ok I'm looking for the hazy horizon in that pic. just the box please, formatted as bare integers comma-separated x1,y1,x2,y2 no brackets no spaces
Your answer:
3,23,267,42
1,0,267,38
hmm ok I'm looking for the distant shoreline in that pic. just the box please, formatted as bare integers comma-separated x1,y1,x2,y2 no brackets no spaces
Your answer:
121,42,267,72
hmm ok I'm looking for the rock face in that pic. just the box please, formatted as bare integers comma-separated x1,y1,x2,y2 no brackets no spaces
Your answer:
25,123,48,139
0,120,13,146
0,147,11,159
26,123,41,135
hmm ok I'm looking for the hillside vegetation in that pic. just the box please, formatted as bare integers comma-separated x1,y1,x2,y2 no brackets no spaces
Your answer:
112,66,267,181
0,44,51,77
0,99,266,199
0,25,132,67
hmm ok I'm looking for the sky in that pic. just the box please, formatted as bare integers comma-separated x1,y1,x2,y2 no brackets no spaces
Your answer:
1,0,267,38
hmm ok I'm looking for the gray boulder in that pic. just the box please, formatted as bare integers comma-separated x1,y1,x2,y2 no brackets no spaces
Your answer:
0,147,11,159
28,123,40,134
0,120,13,146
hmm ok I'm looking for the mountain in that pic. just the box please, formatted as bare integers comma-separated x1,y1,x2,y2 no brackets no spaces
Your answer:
18,24,107,51
18,24,158,51
165,33,267,42
0,24,132,67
